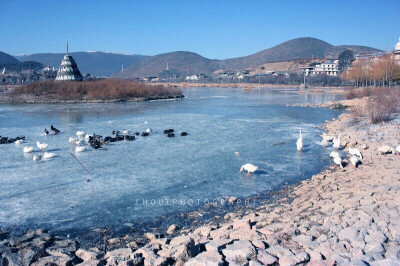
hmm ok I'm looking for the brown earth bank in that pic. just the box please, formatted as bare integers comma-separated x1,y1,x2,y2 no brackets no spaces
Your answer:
0,80,183,104
1,97,400,265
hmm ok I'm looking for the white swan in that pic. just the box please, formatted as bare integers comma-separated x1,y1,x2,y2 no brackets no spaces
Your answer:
69,137,83,146
240,163,259,176
23,146,34,153
333,155,344,168
15,139,24,145
43,152,57,160
33,154,42,163
329,151,340,158
36,141,48,152
349,147,363,159
350,155,359,168
296,129,303,151
321,138,330,147
321,132,335,142
76,131,85,138
146,128,152,134
378,145,395,155
123,129,129,135
333,134,341,149
75,146,87,153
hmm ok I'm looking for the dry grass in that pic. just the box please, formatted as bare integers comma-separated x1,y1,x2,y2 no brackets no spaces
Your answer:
347,87,400,123
9,79,182,100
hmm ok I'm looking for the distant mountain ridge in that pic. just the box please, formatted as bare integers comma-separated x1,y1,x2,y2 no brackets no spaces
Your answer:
0,51,19,64
114,37,381,79
16,52,147,77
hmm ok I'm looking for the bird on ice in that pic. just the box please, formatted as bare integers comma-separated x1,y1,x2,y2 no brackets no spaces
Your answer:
36,141,48,152
240,163,259,176
75,146,87,153
23,146,34,153
76,131,85,138
33,154,42,163
43,152,57,160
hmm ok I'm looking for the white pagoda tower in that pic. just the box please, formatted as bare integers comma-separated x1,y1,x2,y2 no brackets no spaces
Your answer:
56,42,82,81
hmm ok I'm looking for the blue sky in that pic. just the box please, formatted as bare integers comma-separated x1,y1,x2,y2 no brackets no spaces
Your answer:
1,0,399,59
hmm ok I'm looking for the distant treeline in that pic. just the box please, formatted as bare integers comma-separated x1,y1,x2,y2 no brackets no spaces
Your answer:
0,61,44,72
9,79,183,100
207,73,342,87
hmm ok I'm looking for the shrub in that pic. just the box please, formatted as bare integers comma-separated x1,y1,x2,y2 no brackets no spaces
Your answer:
9,79,182,100
368,87,400,123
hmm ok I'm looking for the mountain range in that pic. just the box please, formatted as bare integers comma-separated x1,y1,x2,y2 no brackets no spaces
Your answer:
113,37,381,79
0,51,20,64
4,37,381,78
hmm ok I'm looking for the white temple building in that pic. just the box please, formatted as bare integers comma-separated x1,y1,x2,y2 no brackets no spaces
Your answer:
55,42,82,81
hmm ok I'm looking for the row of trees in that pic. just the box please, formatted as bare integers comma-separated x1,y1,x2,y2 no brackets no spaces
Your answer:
341,54,400,87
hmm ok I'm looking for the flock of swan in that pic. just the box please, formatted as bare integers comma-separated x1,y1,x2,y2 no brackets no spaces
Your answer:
239,129,400,176
9,125,188,163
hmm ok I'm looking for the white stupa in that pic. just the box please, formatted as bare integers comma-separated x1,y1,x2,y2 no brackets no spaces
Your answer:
395,37,400,54
55,42,82,81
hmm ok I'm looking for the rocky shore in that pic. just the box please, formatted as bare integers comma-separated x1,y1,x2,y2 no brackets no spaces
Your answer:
1,98,400,265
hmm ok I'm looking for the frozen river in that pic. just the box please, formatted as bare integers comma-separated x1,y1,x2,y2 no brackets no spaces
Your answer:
0,87,343,234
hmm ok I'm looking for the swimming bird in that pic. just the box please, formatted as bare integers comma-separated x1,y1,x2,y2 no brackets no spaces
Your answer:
33,154,42,163
76,131,85,138
123,129,129,136
36,141,48,152
378,145,395,155
333,155,344,168
44,129,49,135
349,146,363,159
234,151,240,156
296,129,303,151
329,151,340,158
350,155,360,168
240,163,259,176
75,146,87,153
15,139,23,145
43,152,57,160
23,146,34,153
333,134,342,149
396,145,400,155
146,128,152,134
180,132,188,136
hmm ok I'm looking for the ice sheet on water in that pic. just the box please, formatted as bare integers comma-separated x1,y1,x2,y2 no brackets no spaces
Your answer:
0,87,343,233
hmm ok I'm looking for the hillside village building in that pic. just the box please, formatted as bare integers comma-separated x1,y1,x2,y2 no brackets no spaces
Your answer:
301,60,340,76
55,42,82,81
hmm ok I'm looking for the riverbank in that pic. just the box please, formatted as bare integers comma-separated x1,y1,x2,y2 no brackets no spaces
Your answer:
1,97,399,265
151,82,345,91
